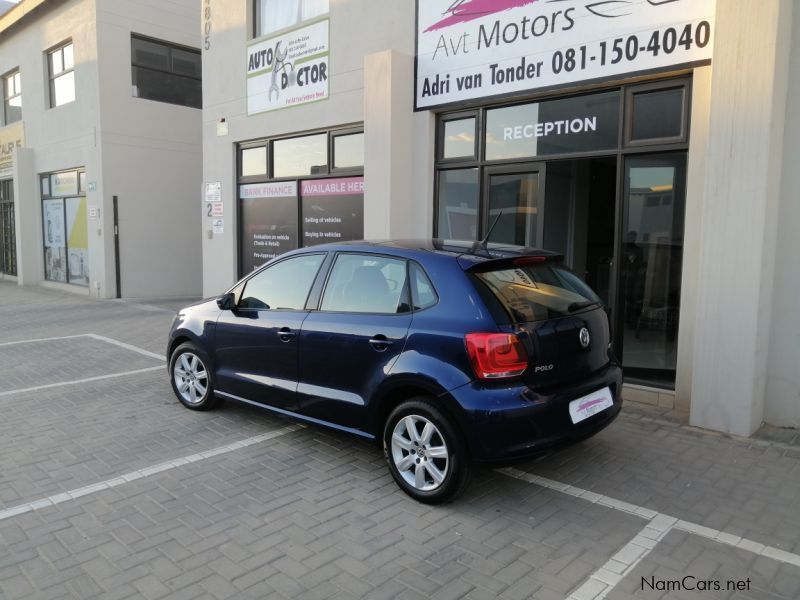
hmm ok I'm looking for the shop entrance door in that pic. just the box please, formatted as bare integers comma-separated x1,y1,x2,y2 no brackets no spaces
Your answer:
484,164,545,246
0,180,16,277
542,158,617,306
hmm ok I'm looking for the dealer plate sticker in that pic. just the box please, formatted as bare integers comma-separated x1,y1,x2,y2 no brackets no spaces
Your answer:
569,387,613,424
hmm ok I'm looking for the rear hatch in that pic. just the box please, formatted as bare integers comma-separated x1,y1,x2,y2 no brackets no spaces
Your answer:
468,257,611,389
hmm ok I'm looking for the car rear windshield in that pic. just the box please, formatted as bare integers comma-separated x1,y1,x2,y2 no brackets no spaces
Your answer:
473,264,602,324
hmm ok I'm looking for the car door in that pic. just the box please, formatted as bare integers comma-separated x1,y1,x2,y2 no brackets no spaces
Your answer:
297,253,413,431
214,252,327,410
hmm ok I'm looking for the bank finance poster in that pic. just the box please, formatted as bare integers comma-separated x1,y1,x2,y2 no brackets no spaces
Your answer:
301,177,364,247
247,19,329,114
239,182,299,274
416,0,715,109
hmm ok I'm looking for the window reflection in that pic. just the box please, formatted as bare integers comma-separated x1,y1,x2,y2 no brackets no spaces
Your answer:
488,173,540,247
620,154,686,375
273,134,328,178
436,169,479,240
241,147,267,176
333,133,364,169
631,88,684,141
442,118,476,159
256,0,329,37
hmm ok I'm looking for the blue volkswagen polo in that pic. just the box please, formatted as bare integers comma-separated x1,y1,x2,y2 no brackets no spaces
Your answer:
167,240,622,503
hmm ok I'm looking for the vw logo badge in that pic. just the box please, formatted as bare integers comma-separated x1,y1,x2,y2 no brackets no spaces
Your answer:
579,327,591,349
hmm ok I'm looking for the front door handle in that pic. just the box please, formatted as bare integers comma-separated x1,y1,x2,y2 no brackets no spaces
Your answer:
278,327,296,342
368,335,394,352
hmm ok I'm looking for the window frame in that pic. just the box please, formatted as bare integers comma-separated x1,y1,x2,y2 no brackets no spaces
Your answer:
317,251,412,316
436,111,479,164
47,40,75,109
130,33,202,109
623,78,691,148
237,252,327,312
238,142,269,180
40,168,88,286
238,125,363,183
236,125,364,278
271,132,330,180
433,77,693,243
2,68,21,125
252,0,330,39
331,127,366,174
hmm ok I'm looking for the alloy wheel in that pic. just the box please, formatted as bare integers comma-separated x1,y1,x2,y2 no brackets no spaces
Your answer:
173,352,208,406
390,414,450,491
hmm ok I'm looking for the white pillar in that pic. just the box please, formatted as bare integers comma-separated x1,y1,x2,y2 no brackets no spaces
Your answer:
12,147,42,287
363,50,416,240
689,0,793,435
764,2,800,428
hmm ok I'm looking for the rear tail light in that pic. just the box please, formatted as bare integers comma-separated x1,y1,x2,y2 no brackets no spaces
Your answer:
465,333,528,379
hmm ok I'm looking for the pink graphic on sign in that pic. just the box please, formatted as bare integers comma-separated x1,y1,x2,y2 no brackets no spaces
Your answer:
577,397,607,412
424,0,539,33
301,177,364,197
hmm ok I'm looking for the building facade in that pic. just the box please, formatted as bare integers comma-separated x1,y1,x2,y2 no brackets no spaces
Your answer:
0,0,202,298
201,0,799,436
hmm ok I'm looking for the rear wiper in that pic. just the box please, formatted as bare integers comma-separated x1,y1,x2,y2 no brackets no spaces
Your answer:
568,300,600,313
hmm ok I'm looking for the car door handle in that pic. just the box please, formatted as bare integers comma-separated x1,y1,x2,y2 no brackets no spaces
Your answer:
368,335,394,351
278,327,296,342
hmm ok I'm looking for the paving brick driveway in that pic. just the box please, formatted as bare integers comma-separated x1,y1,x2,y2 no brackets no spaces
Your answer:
0,281,798,600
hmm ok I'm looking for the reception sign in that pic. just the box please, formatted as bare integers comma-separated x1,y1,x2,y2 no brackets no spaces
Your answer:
415,0,715,110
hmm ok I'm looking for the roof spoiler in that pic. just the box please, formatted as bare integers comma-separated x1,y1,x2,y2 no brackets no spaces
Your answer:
459,253,564,273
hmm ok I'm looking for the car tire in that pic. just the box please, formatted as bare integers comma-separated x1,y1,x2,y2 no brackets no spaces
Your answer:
383,398,471,504
169,342,219,411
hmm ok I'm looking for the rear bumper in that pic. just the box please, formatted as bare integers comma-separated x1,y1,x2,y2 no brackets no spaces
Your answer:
446,364,623,463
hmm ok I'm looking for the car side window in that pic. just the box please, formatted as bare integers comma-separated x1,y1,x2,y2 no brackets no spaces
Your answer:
321,254,410,314
410,262,438,311
239,254,325,310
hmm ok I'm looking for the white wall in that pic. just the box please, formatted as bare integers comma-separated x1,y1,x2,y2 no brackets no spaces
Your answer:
0,0,103,293
95,0,202,298
689,0,792,436
764,5,800,428
0,0,203,299
674,66,712,414
201,0,422,296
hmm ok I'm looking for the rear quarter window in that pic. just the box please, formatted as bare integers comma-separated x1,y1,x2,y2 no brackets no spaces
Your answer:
410,262,438,311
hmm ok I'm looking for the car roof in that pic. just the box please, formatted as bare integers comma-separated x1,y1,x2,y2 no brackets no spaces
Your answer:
297,239,563,267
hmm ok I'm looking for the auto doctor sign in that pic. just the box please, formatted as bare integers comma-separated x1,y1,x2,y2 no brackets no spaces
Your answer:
415,0,715,110
0,122,24,177
247,19,329,114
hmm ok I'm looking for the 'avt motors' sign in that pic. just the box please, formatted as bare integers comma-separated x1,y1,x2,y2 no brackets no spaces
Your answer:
415,0,715,110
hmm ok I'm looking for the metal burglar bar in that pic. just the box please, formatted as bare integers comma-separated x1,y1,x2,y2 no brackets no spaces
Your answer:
0,180,16,276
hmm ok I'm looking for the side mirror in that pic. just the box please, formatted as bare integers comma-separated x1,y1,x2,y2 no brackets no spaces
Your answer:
216,292,235,311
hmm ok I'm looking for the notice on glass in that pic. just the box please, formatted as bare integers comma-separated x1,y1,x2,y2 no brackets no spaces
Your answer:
301,177,364,247
240,182,299,273
43,199,65,247
205,181,221,204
